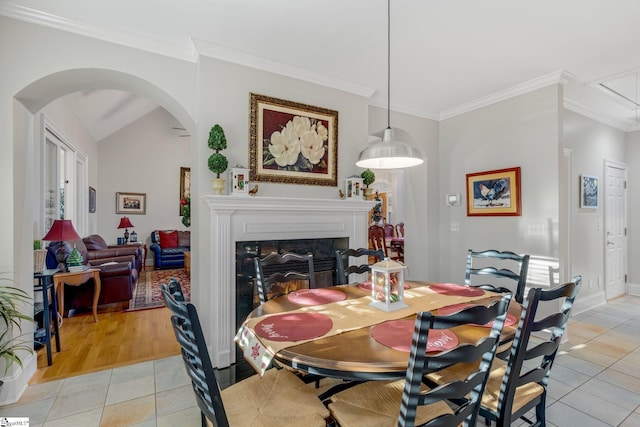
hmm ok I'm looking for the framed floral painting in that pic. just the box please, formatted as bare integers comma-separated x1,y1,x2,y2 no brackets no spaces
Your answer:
249,93,338,186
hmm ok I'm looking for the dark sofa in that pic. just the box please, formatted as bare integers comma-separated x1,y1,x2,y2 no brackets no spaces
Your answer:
46,238,138,312
150,230,190,269
82,234,143,273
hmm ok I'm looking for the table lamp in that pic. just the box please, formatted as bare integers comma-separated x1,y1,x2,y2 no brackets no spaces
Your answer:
42,219,81,271
118,216,134,244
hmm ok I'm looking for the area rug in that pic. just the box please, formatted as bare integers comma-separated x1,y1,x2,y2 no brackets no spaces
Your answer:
127,268,191,311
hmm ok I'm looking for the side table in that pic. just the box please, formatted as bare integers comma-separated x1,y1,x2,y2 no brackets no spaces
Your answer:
54,268,102,322
184,251,191,273
34,269,61,366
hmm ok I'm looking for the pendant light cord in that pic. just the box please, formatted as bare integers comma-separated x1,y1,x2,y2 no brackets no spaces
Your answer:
387,0,391,129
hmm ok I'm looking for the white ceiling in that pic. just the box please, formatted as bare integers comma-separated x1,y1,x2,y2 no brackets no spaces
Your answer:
4,0,640,139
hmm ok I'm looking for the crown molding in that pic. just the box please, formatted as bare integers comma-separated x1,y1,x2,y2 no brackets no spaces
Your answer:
0,3,198,62
439,70,575,121
563,98,639,132
0,3,375,99
191,38,375,99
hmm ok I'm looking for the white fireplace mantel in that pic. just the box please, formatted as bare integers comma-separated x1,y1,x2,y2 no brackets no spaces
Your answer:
203,195,375,367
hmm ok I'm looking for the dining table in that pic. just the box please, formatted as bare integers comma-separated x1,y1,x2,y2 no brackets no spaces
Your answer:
235,281,521,382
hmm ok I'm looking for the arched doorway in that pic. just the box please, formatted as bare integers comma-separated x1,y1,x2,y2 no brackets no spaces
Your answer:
10,68,196,396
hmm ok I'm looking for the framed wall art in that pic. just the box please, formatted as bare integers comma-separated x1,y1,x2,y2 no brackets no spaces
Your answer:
466,167,521,216
249,93,338,186
180,166,191,214
116,192,146,215
89,186,96,213
580,174,599,209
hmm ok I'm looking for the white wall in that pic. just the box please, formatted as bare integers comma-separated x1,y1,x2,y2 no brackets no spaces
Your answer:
98,107,190,262
438,85,561,285
624,130,640,292
368,106,439,281
563,110,627,300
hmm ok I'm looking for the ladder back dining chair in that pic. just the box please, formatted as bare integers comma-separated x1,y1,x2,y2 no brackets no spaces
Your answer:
465,249,530,304
328,294,512,427
254,252,316,304
478,276,582,427
160,280,330,427
426,276,582,427
335,247,384,285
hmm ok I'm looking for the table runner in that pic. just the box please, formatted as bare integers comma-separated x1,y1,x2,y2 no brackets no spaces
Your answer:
235,283,494,375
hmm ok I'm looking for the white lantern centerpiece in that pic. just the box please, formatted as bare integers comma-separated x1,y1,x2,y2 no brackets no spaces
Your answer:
369,258,408,312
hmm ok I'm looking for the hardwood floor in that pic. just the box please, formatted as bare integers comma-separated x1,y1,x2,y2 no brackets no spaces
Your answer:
30,304,180,384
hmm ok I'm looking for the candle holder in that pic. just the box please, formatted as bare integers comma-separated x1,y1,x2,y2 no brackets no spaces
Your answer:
369,258,408,312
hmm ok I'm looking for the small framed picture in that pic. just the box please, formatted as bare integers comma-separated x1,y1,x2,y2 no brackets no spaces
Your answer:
116,192,146,215
89,187,96,213
344,177,364,199
230,166,250,195
580,175,599,209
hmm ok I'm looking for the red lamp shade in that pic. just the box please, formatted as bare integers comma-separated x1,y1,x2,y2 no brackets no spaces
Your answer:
42,219,81,241
118,217,134,229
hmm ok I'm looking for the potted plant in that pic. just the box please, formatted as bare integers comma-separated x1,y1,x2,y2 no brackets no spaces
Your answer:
361,168,376,199
208,124,229,194
0,277,33,380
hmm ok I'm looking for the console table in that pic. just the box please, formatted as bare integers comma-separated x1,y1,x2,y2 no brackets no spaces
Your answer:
54,268,102,322
33,269,61,366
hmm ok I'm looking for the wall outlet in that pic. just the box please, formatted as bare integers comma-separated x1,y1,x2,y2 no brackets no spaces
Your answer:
527,224,545,235
450,221,460,232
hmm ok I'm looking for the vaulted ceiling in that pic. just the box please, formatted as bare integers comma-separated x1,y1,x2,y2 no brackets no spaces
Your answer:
4,0,640,140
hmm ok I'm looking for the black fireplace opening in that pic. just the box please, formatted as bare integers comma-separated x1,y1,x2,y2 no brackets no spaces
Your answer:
235,237,349,332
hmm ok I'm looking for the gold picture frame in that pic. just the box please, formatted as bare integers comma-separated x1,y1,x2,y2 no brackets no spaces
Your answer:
249,93,338,186
180,166,191,214
466,167,521,216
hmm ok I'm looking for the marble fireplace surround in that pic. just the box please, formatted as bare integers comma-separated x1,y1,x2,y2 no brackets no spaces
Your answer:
203,195,374,367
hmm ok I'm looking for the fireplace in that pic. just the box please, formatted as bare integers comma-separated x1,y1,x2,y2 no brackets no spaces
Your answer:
235,236,349,332
203,195,373,367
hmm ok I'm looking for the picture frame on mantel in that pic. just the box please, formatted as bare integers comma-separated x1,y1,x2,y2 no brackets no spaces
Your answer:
249,93,338,186
466,167,521,216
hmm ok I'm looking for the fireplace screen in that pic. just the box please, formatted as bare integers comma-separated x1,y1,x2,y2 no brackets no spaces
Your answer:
235,237,349,331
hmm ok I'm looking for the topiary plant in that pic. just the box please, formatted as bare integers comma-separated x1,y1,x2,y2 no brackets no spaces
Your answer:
208,153,229,178
208,124,228,178
361,168,375,187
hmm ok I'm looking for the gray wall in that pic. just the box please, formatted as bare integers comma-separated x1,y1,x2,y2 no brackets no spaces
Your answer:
626,130,640,288
438,85,561,285
563,110,627,300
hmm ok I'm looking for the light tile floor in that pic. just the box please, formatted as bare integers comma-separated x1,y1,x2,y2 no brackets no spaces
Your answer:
1,294,639,426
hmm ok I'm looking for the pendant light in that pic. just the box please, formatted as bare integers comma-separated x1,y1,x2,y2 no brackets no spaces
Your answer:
356,0,424,169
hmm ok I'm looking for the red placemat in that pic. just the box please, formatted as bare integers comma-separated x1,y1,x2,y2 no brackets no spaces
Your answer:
429,283,485,297
358,281,410,292
287,288,347,306
437,303,518,327
371,320,458,353
255,312,333,342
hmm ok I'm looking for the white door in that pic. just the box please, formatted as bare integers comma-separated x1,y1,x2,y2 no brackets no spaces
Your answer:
605,161,627,299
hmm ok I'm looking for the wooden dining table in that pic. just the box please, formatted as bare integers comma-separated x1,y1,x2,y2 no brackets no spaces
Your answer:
236,282,521,382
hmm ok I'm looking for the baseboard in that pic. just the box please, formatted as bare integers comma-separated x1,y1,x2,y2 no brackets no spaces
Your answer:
627,282,640,296
572,290,607,316
0,353,36,406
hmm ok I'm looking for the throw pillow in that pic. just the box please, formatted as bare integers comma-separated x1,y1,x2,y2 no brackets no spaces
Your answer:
159,230,178,248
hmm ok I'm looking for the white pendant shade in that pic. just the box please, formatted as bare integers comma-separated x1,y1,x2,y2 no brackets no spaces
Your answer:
356,128,424,169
